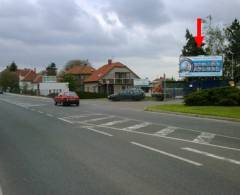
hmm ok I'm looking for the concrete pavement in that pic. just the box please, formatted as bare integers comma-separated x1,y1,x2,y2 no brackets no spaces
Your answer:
0,94,240,194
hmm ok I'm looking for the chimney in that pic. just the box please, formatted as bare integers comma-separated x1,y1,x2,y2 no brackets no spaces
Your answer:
108,59,112,65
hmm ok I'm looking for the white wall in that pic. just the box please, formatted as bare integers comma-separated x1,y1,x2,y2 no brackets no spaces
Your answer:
84,83,98,93
39,82,69,96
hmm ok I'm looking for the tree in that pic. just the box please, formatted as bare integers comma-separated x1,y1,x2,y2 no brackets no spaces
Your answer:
8,61,18,72
203,16,226,55
0,69,19,92
46,62,57,76
182,29,206,56
61,73,77,91
224,19,240,82
65,59,90,70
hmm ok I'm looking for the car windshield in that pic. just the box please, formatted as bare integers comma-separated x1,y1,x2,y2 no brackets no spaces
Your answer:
64,92,77,96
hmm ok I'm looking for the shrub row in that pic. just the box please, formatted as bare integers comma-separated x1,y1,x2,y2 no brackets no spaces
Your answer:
184,87,240,106
76,91,107,99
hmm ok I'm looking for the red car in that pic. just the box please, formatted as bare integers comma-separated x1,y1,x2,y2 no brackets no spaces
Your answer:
54,91,80,106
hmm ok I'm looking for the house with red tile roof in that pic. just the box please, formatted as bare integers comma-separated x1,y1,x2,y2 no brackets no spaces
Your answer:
65,64,95,91
84,59,140,94
17,69,69,95
17,68,42,92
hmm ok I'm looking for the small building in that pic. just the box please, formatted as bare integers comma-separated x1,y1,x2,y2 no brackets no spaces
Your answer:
134,78,150,92
84,59,140,94
17,68,40,92
65,64,95,91
17,69,69,96
38,76,69,96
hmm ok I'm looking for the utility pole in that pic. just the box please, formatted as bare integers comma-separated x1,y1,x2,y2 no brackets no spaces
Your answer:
163,73,166,101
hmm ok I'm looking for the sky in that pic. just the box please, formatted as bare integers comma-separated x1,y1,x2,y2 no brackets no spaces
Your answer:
0,0,239,80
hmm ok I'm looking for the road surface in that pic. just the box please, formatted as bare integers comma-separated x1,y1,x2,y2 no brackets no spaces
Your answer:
0,94,240,195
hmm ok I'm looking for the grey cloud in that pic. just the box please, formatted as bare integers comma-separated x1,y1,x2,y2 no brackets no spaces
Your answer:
0,0,38,18
104,0,170,27
166,0,240,24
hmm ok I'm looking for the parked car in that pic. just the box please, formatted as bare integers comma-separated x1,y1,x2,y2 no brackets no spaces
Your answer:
108,88,145,101
0,89,3,94
54,91,80,106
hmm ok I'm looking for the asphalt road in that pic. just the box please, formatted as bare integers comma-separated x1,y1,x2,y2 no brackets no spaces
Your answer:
0,93,240,195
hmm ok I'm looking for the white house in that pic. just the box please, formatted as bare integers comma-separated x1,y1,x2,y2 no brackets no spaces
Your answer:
39,76,69,96
84,59,140,94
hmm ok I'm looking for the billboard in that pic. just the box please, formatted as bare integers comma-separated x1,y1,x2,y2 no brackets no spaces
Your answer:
179,56,223,77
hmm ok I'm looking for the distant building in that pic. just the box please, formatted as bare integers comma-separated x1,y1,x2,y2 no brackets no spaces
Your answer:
17,69,69,96
65,64,95,91
17,68,40,92
84,59,140,94
134,78,150,93
39,76,69,96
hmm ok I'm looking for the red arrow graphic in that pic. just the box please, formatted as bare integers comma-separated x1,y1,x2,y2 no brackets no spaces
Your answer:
194,18,204,48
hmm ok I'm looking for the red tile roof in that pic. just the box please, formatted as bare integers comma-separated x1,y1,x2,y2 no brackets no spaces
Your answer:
84,62,127,83
65,65,95,75
17,69,42,83
16,69,32,77
33,75,42,83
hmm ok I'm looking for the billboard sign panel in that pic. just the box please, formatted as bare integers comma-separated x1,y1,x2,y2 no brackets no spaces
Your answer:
179,56,223,77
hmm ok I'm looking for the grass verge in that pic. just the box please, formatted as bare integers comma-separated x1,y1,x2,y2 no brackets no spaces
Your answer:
145,104,240,120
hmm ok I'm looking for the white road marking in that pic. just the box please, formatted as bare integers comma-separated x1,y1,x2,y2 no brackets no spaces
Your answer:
46,113,54,117
123,122,151,131
182,147,240,165
38,111,44,114
131,142,202,166
82,116,115,123
100,119,130,126
65,114,103,119
58,118,74,124
193,132,216,144
31,108,35,111
154,126,177,136
83,126,113,136
94,124,240,152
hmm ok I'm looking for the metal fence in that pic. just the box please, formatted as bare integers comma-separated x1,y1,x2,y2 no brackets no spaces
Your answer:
164,88,184,99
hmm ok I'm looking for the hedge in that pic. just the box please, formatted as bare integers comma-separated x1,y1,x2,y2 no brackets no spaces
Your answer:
184,87,240,106
76,91,107,99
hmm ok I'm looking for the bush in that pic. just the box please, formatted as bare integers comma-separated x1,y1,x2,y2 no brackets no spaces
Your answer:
184,87,240,106
76,91,107,99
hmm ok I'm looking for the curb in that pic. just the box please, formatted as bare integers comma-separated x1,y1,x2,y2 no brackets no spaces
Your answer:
144,108,240,123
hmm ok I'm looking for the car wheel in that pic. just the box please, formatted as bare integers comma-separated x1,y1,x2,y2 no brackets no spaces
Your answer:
76,102,79,106
54,101,58,106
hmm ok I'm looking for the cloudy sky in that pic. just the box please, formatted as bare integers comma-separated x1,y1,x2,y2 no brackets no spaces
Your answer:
0,0,239,79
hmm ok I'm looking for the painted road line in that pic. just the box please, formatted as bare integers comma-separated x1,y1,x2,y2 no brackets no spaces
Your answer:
182,147,240,165
38,111,44,114
83,126,113,137
154,126,177,136
31,108,36,111
193,132,216,144
82,116,115,123
65,113,104,119
123,122,151,131
100,119,130,126
58,118,74,124
131,142,202,166
95,124,240,152
46,113,54,117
